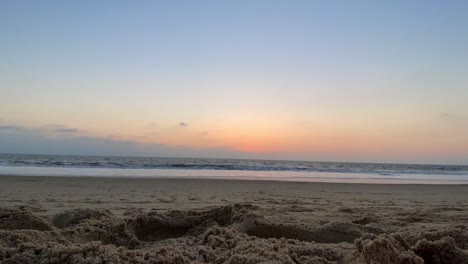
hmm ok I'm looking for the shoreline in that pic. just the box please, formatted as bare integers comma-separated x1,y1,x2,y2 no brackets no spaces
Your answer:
2,174,468,186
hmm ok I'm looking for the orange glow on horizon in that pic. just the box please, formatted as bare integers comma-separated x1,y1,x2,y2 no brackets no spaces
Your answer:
39,114,468,162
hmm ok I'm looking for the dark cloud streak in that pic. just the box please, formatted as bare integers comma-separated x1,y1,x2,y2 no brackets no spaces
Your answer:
0,125,23,131
0,124,248,159
53,128,80,133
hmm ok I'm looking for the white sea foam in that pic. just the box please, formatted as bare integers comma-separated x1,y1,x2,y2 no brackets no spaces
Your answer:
0,166,467,185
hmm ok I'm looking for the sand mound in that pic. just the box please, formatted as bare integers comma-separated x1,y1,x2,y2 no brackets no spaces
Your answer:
0,208,52,231
354,233,468,264
237,217,384,243
0,230,67,248
0,242,123,264
232,214,313,241
413,237,468,264
52,209,115,228
55,209,139,248
354,233,423,264
194,226,345,264
413,226,468,250
128,203,254,242
311,222,384,243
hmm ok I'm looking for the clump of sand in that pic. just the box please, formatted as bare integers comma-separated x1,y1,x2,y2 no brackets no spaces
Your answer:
414,237,468,264
128,204,253,242
52,208,114,228
353,231,468,264
54,208,140,248
354,233,423,264
0,208,52,231
411,225,468,250
0,230,66,248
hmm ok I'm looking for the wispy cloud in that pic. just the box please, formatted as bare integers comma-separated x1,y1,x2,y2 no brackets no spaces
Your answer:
53,128,80,133
439,112,453,120
0,125,22,131
439,112,467,121
0,125,39,133
0,124,84,135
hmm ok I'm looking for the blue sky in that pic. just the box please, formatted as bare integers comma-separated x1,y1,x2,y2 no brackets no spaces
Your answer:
1,1,468,164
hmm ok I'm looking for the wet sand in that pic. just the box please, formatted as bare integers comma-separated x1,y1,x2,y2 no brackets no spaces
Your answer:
0,175,467,263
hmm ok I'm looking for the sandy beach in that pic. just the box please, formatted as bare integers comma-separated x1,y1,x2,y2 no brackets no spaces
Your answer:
0,175,466,263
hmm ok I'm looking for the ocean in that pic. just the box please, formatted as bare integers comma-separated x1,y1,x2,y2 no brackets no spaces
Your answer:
0,154,467,184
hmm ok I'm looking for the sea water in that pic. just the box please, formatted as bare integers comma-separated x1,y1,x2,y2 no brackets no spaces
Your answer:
0,154,467,184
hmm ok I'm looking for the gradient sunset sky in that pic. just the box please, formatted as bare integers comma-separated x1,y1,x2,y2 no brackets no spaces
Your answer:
1,1,468,164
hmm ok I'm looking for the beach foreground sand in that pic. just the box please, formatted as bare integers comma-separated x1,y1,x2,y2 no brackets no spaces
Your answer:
0,175,467,263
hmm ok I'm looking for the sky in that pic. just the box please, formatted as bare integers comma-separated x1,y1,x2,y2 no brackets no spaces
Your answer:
1,0,468,164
